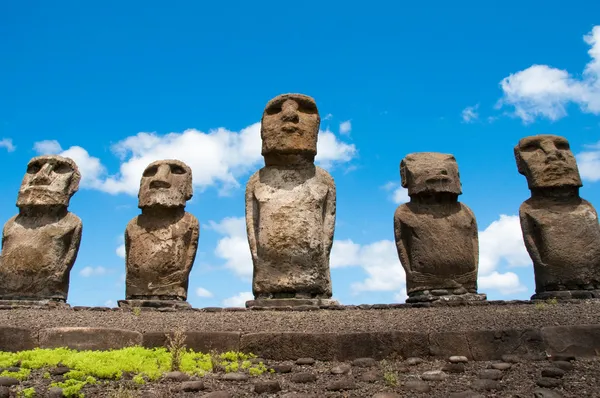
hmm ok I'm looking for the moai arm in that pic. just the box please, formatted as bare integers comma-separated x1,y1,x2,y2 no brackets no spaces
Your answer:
323,179,336,254
465,205,479,267
519,205,545,267
245,172,259,263
186,216,200,272
63,217,83,271
393,208,411,274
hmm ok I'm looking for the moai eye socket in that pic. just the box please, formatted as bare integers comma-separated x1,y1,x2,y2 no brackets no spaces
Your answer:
520,141,539,152
297,99,317,114
27,162,41,174
170,164,186,175
54,162,73,174
555,140,570,150
265,101,283,116
143,166,158,177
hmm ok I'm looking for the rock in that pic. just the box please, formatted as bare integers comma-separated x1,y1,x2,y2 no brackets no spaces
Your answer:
50,366,70,376
395,153,480,298
352,357,377,367
281,394,318,398
202,392,232,398
443,363,465,373
47,387,64,398
537,377,563,388
534,388,564,398
124,160,198,305
164,371,190,382
295,357,315,366
515,135,600,298
0,377,19,387
405,380,431,392
0,155,82,301
330,364,351,374
271,364,292,373
501,354,522,363
254,380,281,394
247,93,336,301
406,357,424,366
0,387,9,398
490,362,512,371
421,370,447,381
478,369,503,380
449,391,485,398
326,378,357,391
550,354,576,362
222,372,248,381
471,379,501,391
552,361,574,371
291,372,317,383
360,370,381,382
449,355,468,363
181,381,204,392
542,368,565,378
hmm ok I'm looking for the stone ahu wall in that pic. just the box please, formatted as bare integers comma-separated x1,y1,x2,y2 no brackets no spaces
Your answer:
0,94,599,309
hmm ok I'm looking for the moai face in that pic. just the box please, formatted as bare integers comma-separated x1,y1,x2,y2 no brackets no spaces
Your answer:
261,93,320,158
514,135,582,189
16,155,81,208
401,152,462,197
138,160,193,208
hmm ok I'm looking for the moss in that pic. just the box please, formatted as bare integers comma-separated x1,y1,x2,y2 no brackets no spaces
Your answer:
18,387,36,398
0,368,31,380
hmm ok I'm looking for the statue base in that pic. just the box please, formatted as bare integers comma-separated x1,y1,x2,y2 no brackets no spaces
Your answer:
531,290,600,300
406,291,487,304
0,299,70,309
117,299,192,309
246,298,340,309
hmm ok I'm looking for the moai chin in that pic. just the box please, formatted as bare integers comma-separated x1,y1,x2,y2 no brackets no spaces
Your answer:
118,159,199,309
0,155,82,306
515,134,600,300
394,152,485,303
245,93,338,308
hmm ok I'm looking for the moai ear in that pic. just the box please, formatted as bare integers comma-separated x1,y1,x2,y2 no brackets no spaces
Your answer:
68,169,82,197
514,145,525,175
400,159,408,188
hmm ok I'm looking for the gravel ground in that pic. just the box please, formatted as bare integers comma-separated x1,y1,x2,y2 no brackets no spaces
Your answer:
6,356,600,397
1,301,600,334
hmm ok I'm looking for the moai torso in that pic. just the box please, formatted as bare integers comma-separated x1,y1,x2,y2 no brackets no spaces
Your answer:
246,94,336,299
394,153,480,297
124,160,199,301
515,135,600,294
0,155,82,301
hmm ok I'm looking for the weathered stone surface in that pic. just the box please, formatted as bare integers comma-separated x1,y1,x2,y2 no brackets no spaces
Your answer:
0,377,19,386
0,386,8,398
39,327,142,350
405,380,431,392
448,391,485,398
164,371,190,381
295,357,315,365
352,357,377,367
406,357,424,366
47,387,64,398
330,364,351,374
271,364,292,373
395,153,481,298
246,93,336,300
421,370,447,381
326,378,357,391
490,362,512,370
372,393,402,398
443,362,465,373
534,388,564,398
515,135,600,295
552,361,574,371
143,331,240,353
449,355,468,363
537,377,562,388
542,325,600,357
181,381,204,392
291,372,317,383
245,298,339,308
471,379,501,391
0,327,37,352
118,299,191,309
201,392,232,398
478,369,503,380
125,160,199,303
254,380,281,394
0,155,82,301
359,370,381,382
222,372,248,381
542,367,565,378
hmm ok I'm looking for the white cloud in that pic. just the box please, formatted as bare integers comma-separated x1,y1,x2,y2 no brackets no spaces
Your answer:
33,140,62,154
222,291,253,307
323,113,333,120
478,215,530,276
209,217,253,280
339,120,352,135
479,271,528,295
79,266,108,277
461,104,479,123
576,142,600,182
498,26,600,123
195,287,214,298
33,123,355,196
393,287,407,303
104,300,116,307
0,138,16,152
382,182,410,204
116,243,126,259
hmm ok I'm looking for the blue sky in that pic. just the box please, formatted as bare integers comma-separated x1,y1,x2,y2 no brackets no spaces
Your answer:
1,1,599,307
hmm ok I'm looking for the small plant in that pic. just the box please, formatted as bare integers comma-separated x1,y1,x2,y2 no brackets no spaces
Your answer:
380,359,398,386
165,328,187,371
107,385,138,398
0,368,31,381
18,387,36,398
534,301,546,310
132,307,141,316
546,297,558,305
132,374,146,385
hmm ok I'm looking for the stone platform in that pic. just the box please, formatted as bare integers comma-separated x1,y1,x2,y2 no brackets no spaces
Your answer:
532,290,600,300
117,299,192,309
245,298,340,309
0,299,70,310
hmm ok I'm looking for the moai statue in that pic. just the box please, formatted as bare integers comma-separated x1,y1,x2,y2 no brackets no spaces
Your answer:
0,155,82,306
118,160,199,309
515,134,600,300
245,93,338,308
394,153,485,303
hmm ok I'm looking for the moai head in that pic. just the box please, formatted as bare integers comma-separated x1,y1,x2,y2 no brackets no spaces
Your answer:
16,155,81,208
261,93,320,159
138,160,193,208
514,134,582,189
401,152,462,198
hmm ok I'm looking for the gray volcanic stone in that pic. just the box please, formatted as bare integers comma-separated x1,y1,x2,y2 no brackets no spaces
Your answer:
490,362,512,370
271,364,292,373
352,357,377,367
0,377,18,387
405,380,431,392
471,379,501,391
181,381,204,392
373,393,402,398
124,160,199,304
0,387,8,398
296,357,315,365
330,364,351,374
514,135,600,297
201,392,232,398
478,369,503,380
552,361,574,371
421,370,447,381
0,155,82,301
537,377,563,388
222,372,248,381
326,378,357,391
534,388,564,398
246,93,336,302
164,371,190,382
360,370,381,382
449,392,485,398
291,372,317,383
395,153,481,299
254,380,281,394
542,367,565,378
443,363,465,373
406,357,424,366
449,355,468,363
47,387,64,398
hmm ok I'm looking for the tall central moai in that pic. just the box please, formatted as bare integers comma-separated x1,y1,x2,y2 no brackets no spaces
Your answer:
245,93,338,308
119,159,199,309
515,134,600,300
0,155,82,306
394,153,485,303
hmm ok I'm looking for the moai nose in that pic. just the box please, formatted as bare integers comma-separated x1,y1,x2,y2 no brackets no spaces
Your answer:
31,163,52,185
150,164,172,189
281,100,300,123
